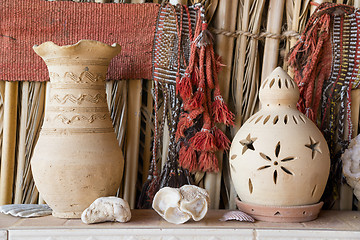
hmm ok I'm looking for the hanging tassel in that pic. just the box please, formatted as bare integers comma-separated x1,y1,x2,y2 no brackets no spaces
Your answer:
177,72,193,101
198,151,219,172
175,3,234,173
213,127,231,151
194,22,213,48
179,145,198,172
190,126,218,152
176,107,204,139
212,92,235,126
288,3,353,120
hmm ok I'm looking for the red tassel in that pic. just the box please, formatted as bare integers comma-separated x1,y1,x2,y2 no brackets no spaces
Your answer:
190,128,218,152
176,114,193,140
198,151,219,172
212,93,235,126
194,23,213,47
185,89,205,110
179,145,198,172
176,108,204,139
213,127,231,151
177,72,193,101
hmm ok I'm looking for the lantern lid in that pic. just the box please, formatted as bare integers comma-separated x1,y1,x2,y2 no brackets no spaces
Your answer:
259,67,300,107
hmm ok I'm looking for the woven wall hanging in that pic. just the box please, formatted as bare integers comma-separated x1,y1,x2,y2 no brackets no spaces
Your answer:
289,3,360,208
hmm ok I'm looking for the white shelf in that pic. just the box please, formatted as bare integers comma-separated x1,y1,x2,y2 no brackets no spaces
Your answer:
1,210,360,240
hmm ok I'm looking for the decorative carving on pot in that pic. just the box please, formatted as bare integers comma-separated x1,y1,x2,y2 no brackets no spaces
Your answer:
230,67,330,222
31,40,124,219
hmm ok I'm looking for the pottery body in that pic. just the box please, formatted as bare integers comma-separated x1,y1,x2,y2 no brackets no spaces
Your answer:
230,67,330,207
31,40,124,218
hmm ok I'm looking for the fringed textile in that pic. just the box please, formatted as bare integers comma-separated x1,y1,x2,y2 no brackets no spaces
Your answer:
288,3,360,208
175,4,234,173
137,3,193,208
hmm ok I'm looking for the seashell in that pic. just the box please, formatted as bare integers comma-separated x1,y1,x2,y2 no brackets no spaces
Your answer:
152,187,190,224
219,210,255,222
179,185,209,221
81,197,131,224
0,204,52,218
163,205,191,224
152,185,209,224
152,187,182,216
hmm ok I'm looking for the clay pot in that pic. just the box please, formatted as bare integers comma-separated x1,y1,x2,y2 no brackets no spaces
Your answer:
31,40,124,218
230,67,330,222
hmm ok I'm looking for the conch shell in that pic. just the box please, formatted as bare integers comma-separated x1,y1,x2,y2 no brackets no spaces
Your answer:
81,197,131,224
152,185,209,224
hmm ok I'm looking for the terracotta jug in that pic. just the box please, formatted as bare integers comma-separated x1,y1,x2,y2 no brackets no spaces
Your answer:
31,40,124,218
230,67,330,222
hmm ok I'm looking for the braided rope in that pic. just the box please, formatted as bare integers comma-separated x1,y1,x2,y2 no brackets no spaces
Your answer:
209,27,300,40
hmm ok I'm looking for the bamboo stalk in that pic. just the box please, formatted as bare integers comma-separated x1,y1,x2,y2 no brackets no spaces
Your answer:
0,81,19,205
142,81,153,183
207,0,239,209
123,79,142,208
120,0,146,210
14,82,29,204
284,0,310,73
233,0,250,131
235,0,266,125
261,0,285,82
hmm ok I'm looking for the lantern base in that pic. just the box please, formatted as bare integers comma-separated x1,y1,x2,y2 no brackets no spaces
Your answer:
236,198,323,223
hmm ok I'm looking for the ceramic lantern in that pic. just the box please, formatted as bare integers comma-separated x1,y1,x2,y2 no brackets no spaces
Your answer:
31,40,124,218
230,67,330,222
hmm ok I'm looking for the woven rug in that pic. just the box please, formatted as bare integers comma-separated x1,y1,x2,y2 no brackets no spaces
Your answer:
0,0,160,81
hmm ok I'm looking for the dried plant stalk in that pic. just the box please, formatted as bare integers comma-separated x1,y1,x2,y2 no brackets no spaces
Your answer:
106,80,128,150
120,0,146,210
283,0,310,72
14,82,46,204
261,0,285,82
14,82,29,204
233,0,266,127
140,81,154,184
123,79,142,208
0,82,18,205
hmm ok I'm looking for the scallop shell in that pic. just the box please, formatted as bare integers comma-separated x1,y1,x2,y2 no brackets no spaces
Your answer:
0,204,52,218
219,211,255,222
81,197,131,224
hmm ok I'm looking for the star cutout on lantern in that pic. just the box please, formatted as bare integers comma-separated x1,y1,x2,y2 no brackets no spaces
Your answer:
239,134,257,154
257,141,296,184
305,136,322,159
